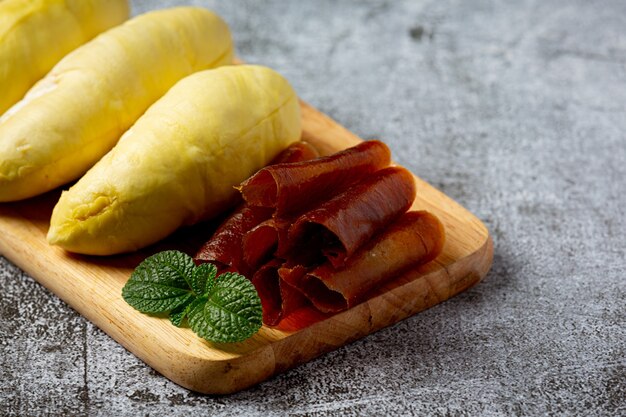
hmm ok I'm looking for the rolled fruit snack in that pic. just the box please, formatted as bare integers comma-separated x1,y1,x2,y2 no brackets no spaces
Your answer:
194,205,274,275
242,218,284,270
199,139,446,327
255,209,445,323
242,165,418,326
298,211,445,313
194,141,319,274
238,140,391,217
251,259,310,326
239,140,396,263
284,166,417,265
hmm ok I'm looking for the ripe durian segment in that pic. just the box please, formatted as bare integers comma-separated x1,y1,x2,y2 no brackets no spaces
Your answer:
0,0,129,115
48,65,302,255
0,7,233,202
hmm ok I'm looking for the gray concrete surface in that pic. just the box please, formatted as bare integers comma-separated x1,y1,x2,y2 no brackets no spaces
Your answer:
1,0,625,415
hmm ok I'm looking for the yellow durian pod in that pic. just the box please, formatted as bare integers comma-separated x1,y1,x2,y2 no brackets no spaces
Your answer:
0,7,233,202
0,0,129,115
48,65,302,255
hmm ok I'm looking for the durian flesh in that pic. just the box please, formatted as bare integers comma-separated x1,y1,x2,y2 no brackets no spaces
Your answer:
0,6,233,202
0,0,129,115
47,65,302,255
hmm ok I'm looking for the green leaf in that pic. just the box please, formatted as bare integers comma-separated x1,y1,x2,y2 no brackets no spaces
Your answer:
121,250,263,344
122,250,196,313
169,297,206,327
190,263,217,296
130,250,195,288
122,281,194,313
187,272,263,343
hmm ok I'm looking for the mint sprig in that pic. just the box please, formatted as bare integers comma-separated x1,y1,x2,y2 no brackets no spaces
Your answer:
188,272,264,343
122,250,262,343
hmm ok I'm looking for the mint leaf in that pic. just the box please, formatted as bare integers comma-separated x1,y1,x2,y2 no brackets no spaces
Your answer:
122,250,196,313
122,281,194,313
190,262,217,296
169,297,206,327
188,272,262,343
130,250,195,288
122,250,263,343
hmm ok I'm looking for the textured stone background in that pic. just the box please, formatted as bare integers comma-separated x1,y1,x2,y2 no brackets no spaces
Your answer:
1,0,625,415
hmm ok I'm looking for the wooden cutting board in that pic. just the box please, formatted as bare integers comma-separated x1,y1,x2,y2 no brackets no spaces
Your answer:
0,100,493,394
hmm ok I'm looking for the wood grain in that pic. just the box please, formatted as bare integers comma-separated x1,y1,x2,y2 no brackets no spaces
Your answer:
0,100,493,394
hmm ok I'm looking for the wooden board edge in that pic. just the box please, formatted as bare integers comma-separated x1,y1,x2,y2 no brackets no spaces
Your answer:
0,210,493,396
165,232,494,394
0,90,495,394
